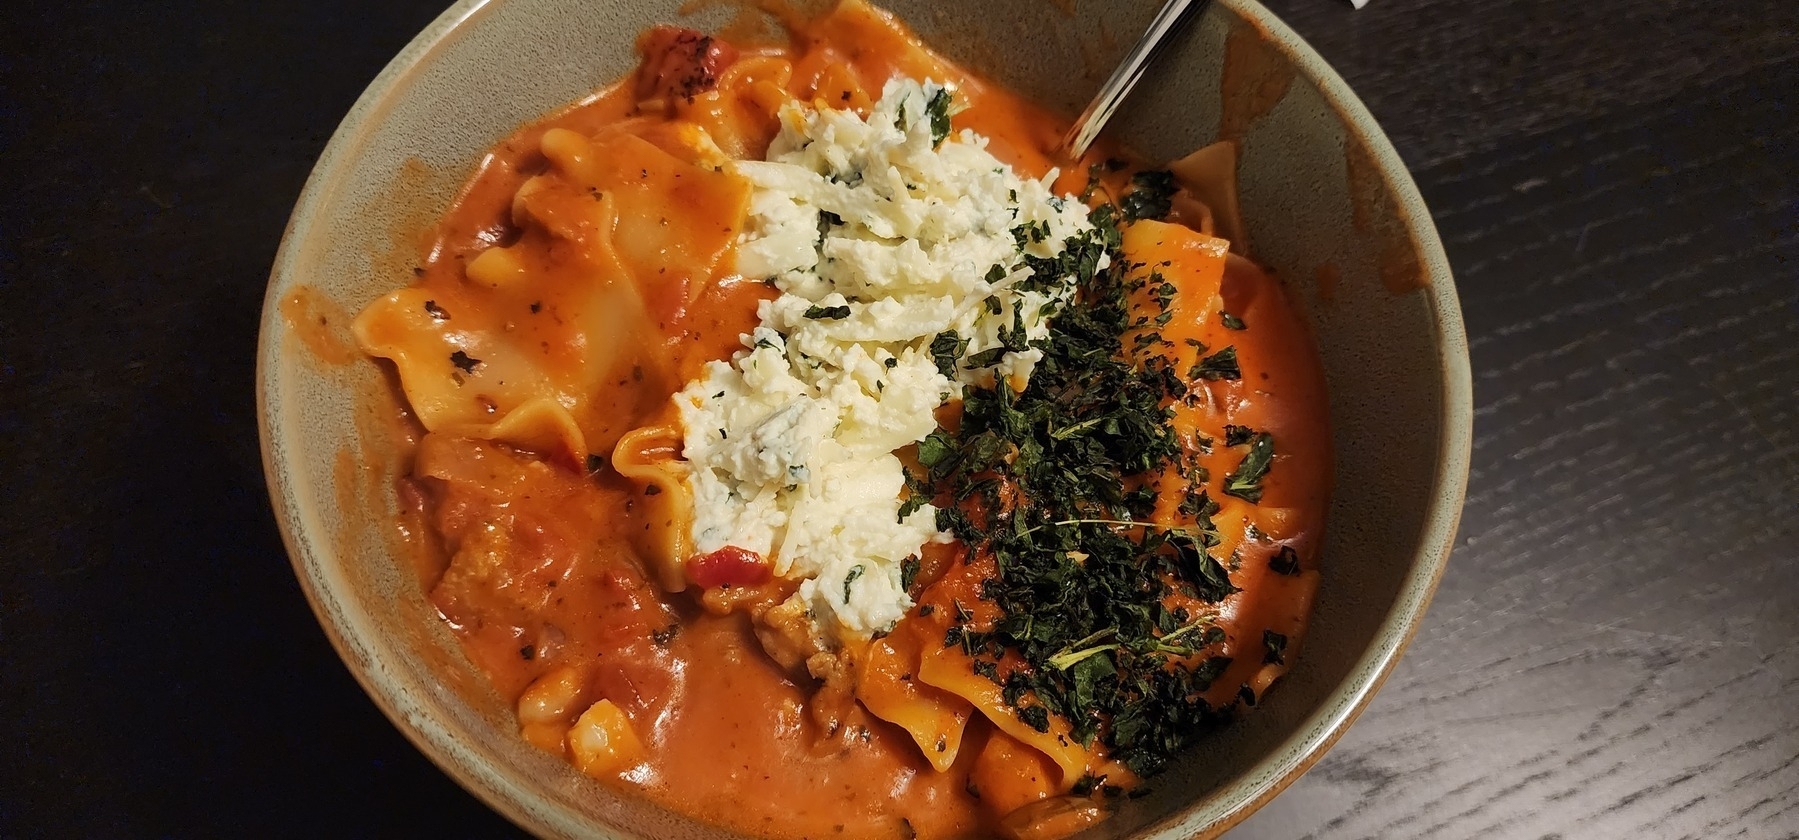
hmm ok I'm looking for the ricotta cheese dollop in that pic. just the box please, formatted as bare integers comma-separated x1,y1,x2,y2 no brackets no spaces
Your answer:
676,78,1098,644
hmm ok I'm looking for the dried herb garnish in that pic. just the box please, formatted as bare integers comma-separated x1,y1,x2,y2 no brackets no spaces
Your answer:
965,347,1010,369
449,350,481,373
423,299,449,320
1269,545,1301,576
929,331,968,378
804,304,851,320
927,87,953,147
1220,311,1246,330
1223,432,1274,503
1262,630,1287,664
1120,169,1177,222
1190,346,1241,381
916,204,1245,777
843,564,866,603
818,209,844,238
897,490,930,523
1080,158,1128,202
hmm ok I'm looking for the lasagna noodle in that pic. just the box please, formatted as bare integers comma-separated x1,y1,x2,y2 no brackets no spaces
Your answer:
612,423,697,593
916,644,1094,789
354,120,757,467
857,619,975,772
667,54,796,160
1167,141,1247,253
1123,219,1229,521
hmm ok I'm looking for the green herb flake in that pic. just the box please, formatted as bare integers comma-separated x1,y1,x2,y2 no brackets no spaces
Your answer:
1120,170,1177,222
898,491,930,522
843,564,866,603
929,331,968,378
1262,630,1288,665
804,304,852,320
905,205,1255,778
1223,432,1275,503
1190,346,1241,381
966,347,1009,369
926,87,953,147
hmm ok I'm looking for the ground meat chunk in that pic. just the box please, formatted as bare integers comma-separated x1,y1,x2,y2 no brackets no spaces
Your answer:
634,25,739,105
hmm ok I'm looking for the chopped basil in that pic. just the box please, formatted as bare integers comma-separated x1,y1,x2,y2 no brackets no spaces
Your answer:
926,87,953,147
1190,346,1241,381
1223,432,1274,503
910,202,1250,778
842,565,866,603
1120,169,1177,222
1262,630,1288,664
803,304,852,320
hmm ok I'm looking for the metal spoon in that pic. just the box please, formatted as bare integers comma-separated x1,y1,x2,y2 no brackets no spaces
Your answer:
1061,0,1212,159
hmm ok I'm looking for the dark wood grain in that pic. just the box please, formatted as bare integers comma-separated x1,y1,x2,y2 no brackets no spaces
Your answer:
1259,0,1799,170
0,2,519,836
1227,25,1799,840
1,1,1793,838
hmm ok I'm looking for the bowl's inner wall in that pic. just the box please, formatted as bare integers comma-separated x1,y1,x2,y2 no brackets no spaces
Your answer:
264,1,1448,837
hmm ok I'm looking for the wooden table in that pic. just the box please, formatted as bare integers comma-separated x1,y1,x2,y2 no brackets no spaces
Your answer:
2,0,1793,836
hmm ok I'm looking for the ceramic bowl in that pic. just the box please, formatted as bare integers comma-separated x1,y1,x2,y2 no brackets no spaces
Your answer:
257,0,1471,836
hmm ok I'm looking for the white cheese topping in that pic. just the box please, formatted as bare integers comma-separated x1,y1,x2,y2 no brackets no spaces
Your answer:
676,78,1098,644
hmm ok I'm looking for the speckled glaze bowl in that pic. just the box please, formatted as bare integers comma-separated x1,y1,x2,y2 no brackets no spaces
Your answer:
257,1,1471,837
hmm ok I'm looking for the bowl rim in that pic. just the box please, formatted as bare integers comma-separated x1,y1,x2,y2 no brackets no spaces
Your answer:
256,0,1472,837
1138,2,1471,837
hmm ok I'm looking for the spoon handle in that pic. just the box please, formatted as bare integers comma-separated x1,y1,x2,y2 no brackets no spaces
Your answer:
1060,0,1211,159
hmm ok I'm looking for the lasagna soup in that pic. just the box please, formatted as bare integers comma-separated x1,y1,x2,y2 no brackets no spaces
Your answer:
352,3,1329,838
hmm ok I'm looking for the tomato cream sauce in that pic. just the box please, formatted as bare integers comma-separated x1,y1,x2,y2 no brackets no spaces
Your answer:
368,3,1331,838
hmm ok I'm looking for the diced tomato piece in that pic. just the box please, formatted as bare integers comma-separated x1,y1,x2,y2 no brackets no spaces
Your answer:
687,546,771,589
635,25,739,103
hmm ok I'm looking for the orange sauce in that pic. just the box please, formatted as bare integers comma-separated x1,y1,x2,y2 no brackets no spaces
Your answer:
359,4,1331,838
1344,138,1425,295
280,286,358,366
1217,20,1294,148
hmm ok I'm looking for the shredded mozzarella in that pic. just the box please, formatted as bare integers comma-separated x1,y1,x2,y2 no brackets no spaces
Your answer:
676,78,1098,644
